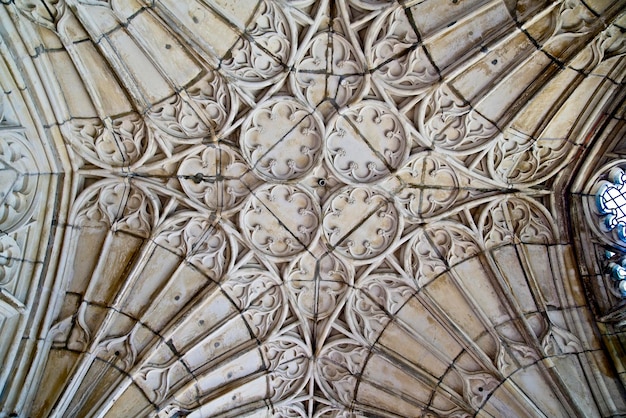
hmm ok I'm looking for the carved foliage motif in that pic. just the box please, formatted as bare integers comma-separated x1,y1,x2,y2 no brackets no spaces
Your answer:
285,252,353,320
0,132,39,233
347,274,415,343
479,197,555,248
241,97,324,182
462,372,500,409
23,0,608,415
367,7,438,94
73,179,158,237
262,336,311,401
316,340,369,406
294,31,365,109
221,0,293,84
393,154,496,220
542,324,583,356
14,0,66,29
221,269,287,340
153,212,230,279
178,145,259,213
66,114,148,168
0,235,20,286
186,72,234,134
417,84,499,153
0,125,41,287
147,95,211,140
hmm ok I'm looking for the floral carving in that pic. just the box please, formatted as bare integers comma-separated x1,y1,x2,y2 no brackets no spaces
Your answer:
73,179,158,237
323,186,400,261
479,197,555,248
94,330,138,371
368,7,438,96
135,358,184,405
67,114,148,168
462,372,500,409
222,269,287,340
262,337,311,401
425,223,481,267
488,130,571,185
417,84,499,153
0,235,20,285
241,184,320,258
316,340,369,406
542,324,583,356
178,145,259,213
554,0,597,36
14,0,66,29
393,153,495,220
147,94,210,140
0,132,39,233
240,97,324,181
404,228,448,286
326,101,408,183
221,0,292,84
153,212,231,280
10,0,616,415
285,252,353,320
187,71,234,134
294,32,366,109
347,274,415,343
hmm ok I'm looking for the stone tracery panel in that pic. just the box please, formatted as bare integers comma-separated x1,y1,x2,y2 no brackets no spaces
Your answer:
2,0,626,416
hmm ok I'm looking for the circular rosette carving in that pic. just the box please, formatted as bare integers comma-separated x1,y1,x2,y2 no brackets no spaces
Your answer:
240,97,324,182
393,154,461,220
0,235,21,285
322,186,400,261
326,101,408,183
178,144,259,213
292,32,367,110
285,252,353,320
153,212,231,280
0,132,39,233
241,184,321,259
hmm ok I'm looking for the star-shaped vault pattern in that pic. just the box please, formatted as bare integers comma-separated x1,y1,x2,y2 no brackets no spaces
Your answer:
1,0,626,417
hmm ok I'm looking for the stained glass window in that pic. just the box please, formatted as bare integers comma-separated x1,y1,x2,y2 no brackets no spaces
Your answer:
597,167,626,243
597,167,626,296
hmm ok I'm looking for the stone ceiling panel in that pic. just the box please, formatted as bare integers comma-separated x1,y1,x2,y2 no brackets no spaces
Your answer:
1,0,626,417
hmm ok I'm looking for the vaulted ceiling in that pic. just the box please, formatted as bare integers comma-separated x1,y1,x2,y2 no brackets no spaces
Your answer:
1,0,626,417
